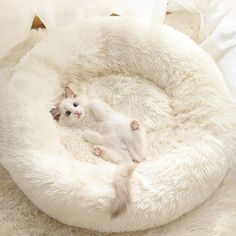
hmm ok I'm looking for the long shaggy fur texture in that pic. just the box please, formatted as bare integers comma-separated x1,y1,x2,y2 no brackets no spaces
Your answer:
111,163,136,218
0,19,236,233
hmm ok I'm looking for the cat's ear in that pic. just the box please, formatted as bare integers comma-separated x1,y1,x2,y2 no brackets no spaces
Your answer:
65,87,77,98
50,106,61,121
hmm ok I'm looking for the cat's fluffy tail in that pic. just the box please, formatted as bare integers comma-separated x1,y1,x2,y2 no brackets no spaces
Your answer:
110,163,136,218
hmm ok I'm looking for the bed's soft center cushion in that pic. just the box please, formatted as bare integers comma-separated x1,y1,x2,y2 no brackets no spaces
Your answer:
59,74,177,163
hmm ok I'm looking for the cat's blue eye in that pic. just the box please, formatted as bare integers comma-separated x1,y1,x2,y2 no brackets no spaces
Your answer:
73,102,78,107
65,111,71,116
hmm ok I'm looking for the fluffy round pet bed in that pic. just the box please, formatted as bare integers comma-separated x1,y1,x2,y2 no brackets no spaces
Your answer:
0,18,235,233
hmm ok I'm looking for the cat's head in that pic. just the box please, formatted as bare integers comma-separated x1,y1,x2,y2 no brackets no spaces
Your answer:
50,87,85,127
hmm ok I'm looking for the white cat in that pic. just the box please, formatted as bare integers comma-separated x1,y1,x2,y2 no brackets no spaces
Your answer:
50,87,148,217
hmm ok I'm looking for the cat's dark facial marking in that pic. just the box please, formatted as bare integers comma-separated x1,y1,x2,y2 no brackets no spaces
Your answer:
65,87,77,98
50,106,61,121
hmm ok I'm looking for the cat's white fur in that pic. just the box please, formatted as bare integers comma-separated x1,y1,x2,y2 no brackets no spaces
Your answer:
84,99,147,163
50,87,148,217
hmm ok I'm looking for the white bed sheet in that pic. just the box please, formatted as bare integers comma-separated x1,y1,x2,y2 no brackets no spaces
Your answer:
168,0,236,94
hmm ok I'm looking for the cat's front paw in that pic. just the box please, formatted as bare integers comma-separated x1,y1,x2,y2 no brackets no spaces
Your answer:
130,120,140,131
92,145,103,156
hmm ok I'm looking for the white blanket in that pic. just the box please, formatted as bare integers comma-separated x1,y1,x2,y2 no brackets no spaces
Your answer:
168,0,236,94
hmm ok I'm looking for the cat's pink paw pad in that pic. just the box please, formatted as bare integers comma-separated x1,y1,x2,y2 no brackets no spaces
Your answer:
130,120,140,130
92,146,103,156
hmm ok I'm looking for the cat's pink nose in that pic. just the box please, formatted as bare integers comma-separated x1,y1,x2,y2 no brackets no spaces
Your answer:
74,112,81,118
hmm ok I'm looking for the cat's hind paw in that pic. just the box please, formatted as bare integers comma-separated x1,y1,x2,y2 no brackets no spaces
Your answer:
130,120,140,131
92,145,103,156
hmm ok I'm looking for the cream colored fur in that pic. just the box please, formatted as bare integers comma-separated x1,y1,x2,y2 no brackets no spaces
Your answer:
53,89,147,217
0,17,236,235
